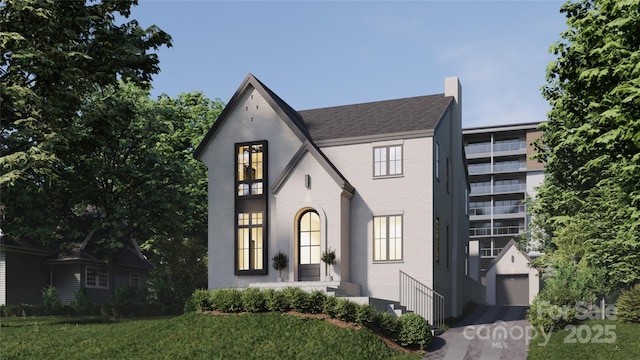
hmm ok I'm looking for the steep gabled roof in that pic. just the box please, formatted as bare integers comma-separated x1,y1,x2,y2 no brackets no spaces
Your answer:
195,74,455,157
298,94,453,145
194,73,311,159
271,140,354,197
490,239,533,267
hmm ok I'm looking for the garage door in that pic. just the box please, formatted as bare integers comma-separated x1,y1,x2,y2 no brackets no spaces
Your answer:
496,274,529,305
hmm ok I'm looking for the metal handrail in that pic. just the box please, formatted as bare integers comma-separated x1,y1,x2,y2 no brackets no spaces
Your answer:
399,270,445,330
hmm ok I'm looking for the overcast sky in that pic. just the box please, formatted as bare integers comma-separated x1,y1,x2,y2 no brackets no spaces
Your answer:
131,0,567,128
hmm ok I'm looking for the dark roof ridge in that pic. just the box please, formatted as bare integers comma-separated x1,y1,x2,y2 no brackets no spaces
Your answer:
299,93,447,112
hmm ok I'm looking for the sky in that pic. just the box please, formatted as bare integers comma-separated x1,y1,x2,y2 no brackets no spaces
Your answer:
130,0,567,128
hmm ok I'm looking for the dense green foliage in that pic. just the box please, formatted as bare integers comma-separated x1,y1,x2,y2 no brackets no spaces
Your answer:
70,288,94,316
1,0,171,186
0,313,422,360
529,0,640,296
189,287,433,352
616,283,640,323
41,286,61,315
528,319,640,359
397,313,433,350
1,1,218,313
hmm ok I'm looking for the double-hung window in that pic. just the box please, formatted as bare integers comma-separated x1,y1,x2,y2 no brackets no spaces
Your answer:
373,215,402,261
86,266,108,289
373,145,402,177
235,141,268,275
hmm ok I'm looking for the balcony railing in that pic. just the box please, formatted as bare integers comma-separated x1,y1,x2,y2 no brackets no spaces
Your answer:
470,185,492,195
470,204,525,217
470,225,525,237
493,183,527,193
493,141,526,152
493,162,527,172
480,247,504,258
468,164,492,174
465,143,491,154
493,204,526,215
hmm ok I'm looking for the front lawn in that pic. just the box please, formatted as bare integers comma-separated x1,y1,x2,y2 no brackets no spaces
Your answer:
527,319,640,360
0,312,422,359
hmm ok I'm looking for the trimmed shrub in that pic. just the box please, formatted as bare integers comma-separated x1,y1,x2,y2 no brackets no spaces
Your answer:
191,289,212,312
112,285,149,317
70,288,94,315
322,295,338,318
283,287,310,312
41,286,61,315
307,290,327,314
527,296,577,332
374,312,399,340
210,288,243,313
616,283,640,323
334,298,356,323
397,313,433,350
241,288,266,313
183,295,196,313
356,303,377,327
264,289,289,313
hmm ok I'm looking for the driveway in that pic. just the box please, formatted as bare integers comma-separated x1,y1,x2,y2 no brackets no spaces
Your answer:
426,305,531,360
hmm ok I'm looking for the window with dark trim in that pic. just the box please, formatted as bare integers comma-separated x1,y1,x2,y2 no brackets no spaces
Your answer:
86,266,108,289
374,215,402,261
235,141,268,275
299,210,321,265
236,143,265,197
446,225,450,268
435,142,440,180
446,157,450,193
435,217,440,265
373,145,402,177
130,273,140,287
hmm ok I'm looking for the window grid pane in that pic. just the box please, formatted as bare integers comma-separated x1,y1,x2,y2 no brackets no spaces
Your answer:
374,215,402,261
299,211,321,265
374,145,402,177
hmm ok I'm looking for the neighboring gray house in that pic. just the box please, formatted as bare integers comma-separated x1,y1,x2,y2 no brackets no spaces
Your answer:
0,232,152,305
195,73,479,324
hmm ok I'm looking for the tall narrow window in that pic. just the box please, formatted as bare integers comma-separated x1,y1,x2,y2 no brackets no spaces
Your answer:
237,143,264,196
435,217,440,265
237,211,264,271
373,145,402,177
446,225,450,268
435,142,440,180
374,215,403,261
299,211,321,265
446,158,450,193
235,141,268,275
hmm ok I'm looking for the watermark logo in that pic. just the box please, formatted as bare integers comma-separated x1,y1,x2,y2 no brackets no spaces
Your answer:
463,302,617,347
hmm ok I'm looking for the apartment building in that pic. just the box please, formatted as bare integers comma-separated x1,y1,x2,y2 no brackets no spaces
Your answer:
463,122,544,282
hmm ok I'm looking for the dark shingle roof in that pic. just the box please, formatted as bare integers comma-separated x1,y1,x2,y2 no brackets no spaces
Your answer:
299,94,453,142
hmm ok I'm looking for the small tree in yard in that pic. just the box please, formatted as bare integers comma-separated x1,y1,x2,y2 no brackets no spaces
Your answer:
272,250,288,280
321,248,337,280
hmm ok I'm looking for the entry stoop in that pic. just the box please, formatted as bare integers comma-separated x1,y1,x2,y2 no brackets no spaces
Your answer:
248,281,361,297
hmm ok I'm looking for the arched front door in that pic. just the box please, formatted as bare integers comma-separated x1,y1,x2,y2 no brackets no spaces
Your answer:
298,210,321,281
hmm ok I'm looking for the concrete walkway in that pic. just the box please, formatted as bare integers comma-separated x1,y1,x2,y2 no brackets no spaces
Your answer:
425,305,530,360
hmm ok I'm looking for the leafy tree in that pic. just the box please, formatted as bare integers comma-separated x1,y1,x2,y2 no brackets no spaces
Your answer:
3,82,222,309
0,0,171,186
531,0,640,291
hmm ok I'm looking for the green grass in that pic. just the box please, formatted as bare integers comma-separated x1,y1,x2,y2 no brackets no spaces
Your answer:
0,312,422,359
528,319,640,360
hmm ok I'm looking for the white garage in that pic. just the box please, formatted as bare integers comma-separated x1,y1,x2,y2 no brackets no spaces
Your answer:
486,240,540,306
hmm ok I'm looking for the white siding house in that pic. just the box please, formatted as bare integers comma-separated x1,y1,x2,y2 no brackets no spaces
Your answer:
195,74,474,323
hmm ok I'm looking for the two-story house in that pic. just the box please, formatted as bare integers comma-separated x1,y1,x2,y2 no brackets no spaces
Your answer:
195,74,474,324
